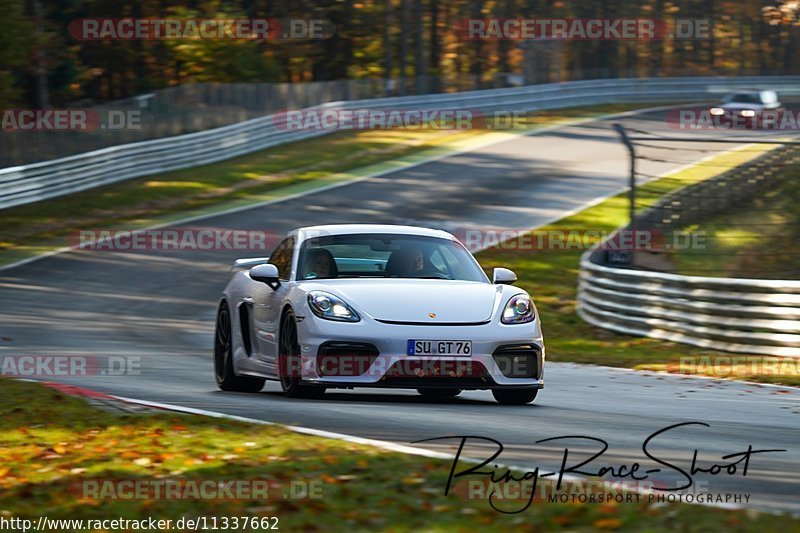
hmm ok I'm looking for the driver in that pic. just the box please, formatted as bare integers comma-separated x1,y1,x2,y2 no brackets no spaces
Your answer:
394,246,434,277
303,249,336,279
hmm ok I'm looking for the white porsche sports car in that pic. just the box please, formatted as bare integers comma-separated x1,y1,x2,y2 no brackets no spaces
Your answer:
214,224,545,405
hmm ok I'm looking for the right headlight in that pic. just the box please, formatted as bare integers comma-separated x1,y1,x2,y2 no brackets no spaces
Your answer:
502,295,535,324
308,291,360,322
710,107,725,116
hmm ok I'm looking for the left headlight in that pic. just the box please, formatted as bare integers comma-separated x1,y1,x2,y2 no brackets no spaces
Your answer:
308,291,360,322
740,109,756,118
502,295,535,324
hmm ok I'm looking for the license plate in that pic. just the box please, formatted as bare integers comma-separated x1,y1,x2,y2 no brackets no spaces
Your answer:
407,340,472,356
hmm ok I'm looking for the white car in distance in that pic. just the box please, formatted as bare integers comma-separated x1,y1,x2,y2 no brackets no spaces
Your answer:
709,90,782,122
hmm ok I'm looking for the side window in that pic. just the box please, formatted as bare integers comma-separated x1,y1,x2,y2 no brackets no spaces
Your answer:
269,238,295,280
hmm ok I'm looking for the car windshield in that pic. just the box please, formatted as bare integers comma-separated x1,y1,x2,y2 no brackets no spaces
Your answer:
297,233,488,282
726,93,762,104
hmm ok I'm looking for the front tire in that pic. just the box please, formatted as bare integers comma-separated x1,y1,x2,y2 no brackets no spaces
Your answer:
279,310,325,399
492,388,538,405
214,301,264,393
417,388,461,399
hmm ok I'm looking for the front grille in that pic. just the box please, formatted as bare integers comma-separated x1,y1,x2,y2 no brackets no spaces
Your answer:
377,360,493,389
492,344,540,378
374,359,494,389
375,377,493,389
317,341,379,377
375,319,491,326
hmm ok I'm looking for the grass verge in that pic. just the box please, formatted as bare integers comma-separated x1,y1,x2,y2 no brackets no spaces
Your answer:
475,144,800,387
673,156,800,279
1,378,795,531
0,104,652,267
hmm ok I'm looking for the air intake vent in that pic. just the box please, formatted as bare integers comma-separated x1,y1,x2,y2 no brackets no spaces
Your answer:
492,344,540,378
317,342,379,377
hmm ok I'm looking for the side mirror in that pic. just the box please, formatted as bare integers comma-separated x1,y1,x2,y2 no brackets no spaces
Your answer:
250,263,280,290
493,267,517,285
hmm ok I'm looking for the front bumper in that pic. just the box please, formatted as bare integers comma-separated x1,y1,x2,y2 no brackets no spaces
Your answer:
295,314,545,390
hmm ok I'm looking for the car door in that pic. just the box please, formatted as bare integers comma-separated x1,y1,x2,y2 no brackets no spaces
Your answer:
248,237,294,371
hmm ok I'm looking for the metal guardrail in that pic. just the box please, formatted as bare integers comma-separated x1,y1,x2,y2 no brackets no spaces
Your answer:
0,78,430,168
577,142,800,358
577,258,800,357
3,75,800,211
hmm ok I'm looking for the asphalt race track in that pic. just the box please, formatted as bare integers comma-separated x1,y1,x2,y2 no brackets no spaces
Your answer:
1,107,798,514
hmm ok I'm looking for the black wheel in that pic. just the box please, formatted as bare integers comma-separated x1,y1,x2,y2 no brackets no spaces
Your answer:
492,388,538,405
417,388,461,399
214,301,264,392
279,310,325,399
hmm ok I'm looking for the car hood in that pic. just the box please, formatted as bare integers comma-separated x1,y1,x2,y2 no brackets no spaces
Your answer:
306,279,505,323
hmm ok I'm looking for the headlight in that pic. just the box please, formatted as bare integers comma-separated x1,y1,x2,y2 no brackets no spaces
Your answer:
308,291,360,322
710,107,725,116
740,109,756,117
502,295,535,324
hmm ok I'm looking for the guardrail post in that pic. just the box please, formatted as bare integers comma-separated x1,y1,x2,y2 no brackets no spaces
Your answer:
613,123,636,231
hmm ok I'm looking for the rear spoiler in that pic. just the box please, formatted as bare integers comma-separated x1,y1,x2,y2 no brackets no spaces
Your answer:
230,257,269,272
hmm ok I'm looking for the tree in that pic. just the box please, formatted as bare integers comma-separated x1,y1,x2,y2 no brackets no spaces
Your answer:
384,0,394,92
414,0,425,93
400,0,409,94
0,0,32,109
428,0,440,91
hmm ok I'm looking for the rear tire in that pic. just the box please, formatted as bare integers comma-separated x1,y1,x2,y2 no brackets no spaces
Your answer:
492,388,538,405
214,301,265,393
417,388,461,399
279,310,325,399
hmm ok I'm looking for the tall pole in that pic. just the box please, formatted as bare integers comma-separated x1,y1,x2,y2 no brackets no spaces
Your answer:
613,123,636,231
384,0,393,95
400,0,409,96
